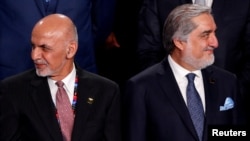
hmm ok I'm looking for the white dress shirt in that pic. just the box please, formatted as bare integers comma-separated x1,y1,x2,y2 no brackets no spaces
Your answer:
48,65,76,105
168,55,206,111
192,0,213,7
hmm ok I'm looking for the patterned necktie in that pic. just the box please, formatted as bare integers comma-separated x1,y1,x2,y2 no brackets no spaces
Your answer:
186,73,204,141
56,81,74,141
194,0,206,6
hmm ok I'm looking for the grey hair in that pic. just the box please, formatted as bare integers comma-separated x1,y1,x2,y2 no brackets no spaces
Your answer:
64,23,78,46
162,4,212,53
73,26,78,43
69,22,78,43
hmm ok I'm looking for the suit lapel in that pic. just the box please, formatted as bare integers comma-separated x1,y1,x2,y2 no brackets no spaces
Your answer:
201,67,219,139
157,58,198,139
202,67,218,116
30,77,62,141
71,69,95,141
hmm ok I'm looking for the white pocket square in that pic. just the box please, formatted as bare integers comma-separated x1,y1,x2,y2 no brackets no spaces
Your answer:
219,97,234,111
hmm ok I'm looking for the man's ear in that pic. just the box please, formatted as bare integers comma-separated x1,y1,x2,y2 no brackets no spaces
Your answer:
173,38,185,51
66,41,78,59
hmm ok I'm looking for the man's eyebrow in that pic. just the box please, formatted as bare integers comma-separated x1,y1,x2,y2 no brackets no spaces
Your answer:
31,43,51,49
202,29,213,34
38,44,47,48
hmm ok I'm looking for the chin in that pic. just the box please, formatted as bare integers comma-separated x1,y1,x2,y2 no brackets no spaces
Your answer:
36,69,51,77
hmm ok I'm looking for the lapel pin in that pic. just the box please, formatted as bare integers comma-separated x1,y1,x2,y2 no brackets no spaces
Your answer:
87,97,94,104
209,78,215,84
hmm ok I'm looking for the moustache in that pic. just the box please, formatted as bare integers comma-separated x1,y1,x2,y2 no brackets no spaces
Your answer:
34,59,47,65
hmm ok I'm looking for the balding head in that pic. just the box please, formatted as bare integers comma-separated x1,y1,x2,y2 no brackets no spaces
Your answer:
31,14,78,80
32,14,78,43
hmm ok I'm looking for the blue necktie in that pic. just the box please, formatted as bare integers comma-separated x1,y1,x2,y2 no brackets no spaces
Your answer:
186,73,204,141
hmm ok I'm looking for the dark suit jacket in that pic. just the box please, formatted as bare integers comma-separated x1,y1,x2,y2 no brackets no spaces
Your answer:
0,67,121,141
123,57,244,141
137,0,250,87
0,0,116,80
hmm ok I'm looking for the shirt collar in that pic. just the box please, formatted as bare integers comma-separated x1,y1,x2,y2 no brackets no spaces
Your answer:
168,55,202,79
48,64,76,93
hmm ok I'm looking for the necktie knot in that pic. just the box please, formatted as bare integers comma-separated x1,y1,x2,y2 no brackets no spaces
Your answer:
186,73,196,82
56,81,64,87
